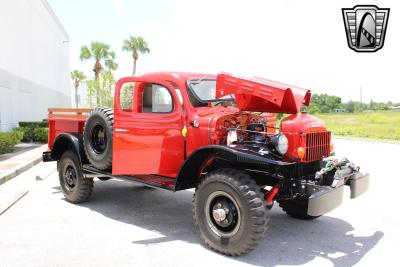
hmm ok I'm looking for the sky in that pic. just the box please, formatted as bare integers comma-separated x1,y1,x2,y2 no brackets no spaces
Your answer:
48,0,400,103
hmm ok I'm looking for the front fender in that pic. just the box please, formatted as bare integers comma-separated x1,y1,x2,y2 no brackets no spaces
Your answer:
175,145,295,191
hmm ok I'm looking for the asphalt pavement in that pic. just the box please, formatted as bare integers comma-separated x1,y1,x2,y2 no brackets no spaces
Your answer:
0,139,399,267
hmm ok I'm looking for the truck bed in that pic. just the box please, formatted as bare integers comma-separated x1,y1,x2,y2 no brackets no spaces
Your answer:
47,108,92,149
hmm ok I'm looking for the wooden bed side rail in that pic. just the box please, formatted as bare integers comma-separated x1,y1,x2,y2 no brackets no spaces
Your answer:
48,108,93,120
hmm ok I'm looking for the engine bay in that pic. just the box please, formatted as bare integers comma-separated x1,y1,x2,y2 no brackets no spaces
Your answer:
213,112,332,163
215,113,276,145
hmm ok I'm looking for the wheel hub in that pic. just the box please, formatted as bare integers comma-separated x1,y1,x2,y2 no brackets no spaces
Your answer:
212,208,227,222
64,166,77,191
205,191,241,237
91,124,107,154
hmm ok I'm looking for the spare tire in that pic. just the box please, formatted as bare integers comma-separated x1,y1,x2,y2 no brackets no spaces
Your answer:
83,108,113,170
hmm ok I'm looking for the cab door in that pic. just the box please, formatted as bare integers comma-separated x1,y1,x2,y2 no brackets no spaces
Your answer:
112,78,185,178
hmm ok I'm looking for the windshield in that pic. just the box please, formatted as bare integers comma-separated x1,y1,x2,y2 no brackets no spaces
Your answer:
187,79,234,103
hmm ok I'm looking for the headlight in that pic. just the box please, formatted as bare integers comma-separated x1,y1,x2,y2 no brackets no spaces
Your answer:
275,134,288,155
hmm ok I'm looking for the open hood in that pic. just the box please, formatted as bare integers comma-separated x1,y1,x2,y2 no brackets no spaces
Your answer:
216,73,311,114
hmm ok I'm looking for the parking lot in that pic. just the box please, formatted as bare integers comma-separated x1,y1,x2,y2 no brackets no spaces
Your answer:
0,138,399,267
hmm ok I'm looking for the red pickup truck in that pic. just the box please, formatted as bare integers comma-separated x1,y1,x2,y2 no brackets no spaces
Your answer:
43,72,369,255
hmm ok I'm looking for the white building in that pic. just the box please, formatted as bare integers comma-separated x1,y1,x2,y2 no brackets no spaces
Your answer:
0,0,71,131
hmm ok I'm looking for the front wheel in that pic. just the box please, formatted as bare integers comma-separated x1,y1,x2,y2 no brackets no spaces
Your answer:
59,151,93,203
193,168,268,256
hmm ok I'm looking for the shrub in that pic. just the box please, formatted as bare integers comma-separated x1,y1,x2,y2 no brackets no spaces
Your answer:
33,128,48,143
16,121,48,142
15,127,33,142
13,127,24,141
0,133,13,154
18,121,48,128
0,131,24,154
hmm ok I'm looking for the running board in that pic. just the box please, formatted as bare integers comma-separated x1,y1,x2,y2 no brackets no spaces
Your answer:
82,165,176,191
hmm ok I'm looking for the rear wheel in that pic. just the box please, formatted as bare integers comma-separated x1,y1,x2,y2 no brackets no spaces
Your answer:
83,108,113,170
59,151,93,203
278,198,321,220
193,168,268,256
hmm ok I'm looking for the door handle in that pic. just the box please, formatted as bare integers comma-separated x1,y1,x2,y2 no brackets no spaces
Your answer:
115,128,128,132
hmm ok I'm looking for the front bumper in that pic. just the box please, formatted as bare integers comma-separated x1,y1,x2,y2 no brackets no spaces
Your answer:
307,166,369,217
350,172,370,199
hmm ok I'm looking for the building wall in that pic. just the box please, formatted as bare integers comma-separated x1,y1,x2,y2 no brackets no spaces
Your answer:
0,0,71,131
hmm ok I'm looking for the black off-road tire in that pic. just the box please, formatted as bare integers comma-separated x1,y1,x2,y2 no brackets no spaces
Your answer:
83,108,113,170
193,168,268,256
278,198,321,220
59,151,93,203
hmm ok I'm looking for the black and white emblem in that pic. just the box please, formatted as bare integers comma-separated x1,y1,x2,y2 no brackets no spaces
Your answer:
342,5,390,52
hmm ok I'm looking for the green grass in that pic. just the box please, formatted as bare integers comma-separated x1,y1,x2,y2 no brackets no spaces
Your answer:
314,111,400,141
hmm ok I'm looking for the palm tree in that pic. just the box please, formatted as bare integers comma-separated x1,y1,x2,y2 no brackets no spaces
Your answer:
71,70,86,108
80,42,118,105
122,36,150,76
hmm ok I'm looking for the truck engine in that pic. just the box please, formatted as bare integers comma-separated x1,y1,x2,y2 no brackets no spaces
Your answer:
214,112,333,164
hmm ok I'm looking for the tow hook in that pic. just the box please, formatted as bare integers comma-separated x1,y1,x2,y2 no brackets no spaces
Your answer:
315,161,336,180
265,186,279,208
316,158,360,187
